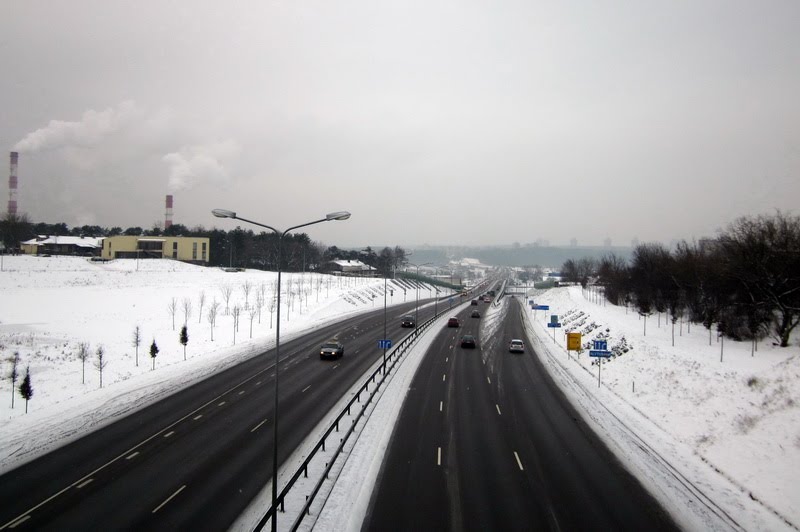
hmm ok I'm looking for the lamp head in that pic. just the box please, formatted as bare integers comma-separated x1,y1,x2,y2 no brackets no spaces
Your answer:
326,211,351,221
212,209,236,219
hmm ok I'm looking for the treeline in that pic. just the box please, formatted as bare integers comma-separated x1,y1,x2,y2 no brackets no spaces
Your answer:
561,212,800,347
0,214,407,276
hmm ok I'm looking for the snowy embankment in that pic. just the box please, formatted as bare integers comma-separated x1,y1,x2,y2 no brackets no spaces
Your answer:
522,286,799,531
0,255,447,474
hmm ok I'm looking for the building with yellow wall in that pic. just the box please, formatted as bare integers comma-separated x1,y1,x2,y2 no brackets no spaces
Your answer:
102,236,210,264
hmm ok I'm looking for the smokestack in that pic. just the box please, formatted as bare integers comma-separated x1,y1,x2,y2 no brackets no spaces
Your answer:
8,152,18,216
165,194,173,229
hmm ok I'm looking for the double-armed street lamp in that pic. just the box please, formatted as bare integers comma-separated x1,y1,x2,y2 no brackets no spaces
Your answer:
407,261,432,329
211,208,350,532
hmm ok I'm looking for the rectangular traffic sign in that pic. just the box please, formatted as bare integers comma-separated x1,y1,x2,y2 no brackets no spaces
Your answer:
378,339,392,350
593,340,608,351
567,332,581,351
589,350,611,358
546,322,562,328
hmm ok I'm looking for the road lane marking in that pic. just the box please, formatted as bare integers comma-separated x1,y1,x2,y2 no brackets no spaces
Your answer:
164,431,175,438
239,390,245,395
193,414,203,421
514,452,524,471
496,405,502,416
251,419,267,433
152,485,186,514
333,364,340,370
445,357,448,362
302,385,311,393
442,374,446,382
76,479,93,489
218,401,226,406
487,376,491,384
437,447,442,466
7,516,30,529
256,381,261,385
126,452,139,460
440,401,443,412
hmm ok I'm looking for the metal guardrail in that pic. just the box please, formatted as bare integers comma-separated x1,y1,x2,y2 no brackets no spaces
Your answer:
253,310,441,531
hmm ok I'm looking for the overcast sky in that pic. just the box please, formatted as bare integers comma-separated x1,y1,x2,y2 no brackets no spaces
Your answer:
1,1,798,248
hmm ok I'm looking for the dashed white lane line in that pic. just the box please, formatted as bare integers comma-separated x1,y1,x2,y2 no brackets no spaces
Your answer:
218,401,226,406
302,385,312,393
76,479,93,489
440,401,443,412
437,447,442,466
256,381,262,385
333,364,340,370
487,376,492,384
251,419,267,433
239,390,245,395
126,451,139,460
193,414,203,421
445,357,448,362
152,485,186,514
164,431,175,438
496,404,502,416
514,452,524,471
7,516,30,528
442,374,446,382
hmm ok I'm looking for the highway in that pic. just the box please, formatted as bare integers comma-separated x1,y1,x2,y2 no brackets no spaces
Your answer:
364,295,678,531
0,295,451,531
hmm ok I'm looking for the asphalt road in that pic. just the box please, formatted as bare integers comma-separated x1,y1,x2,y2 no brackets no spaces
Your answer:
0,293,456,531
364,296,678,531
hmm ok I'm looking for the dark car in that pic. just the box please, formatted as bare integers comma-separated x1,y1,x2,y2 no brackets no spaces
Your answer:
460,334,477,348
320,341,344,360
471,309,480,318
470,299,479,306
447,317,460,328
400,315,416,328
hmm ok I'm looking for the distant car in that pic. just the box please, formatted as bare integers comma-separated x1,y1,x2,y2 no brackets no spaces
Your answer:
400,315,416,328
320,341,344,360
460,334,477,348
447,317,460,328
508,339,525,353
471,309,480,318
483,296,491,303
471,299,479,306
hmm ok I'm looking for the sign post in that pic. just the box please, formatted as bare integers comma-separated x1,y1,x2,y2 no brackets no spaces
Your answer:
589,339,611,387
546,314,561,343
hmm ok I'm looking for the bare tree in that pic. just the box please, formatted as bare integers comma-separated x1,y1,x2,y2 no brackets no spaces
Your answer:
167,297,178,330
19,365,33,413
182,297,193,325
131,327,141,367
197,290,206,324
220,285,233,315
248,307,258,338
95,346,108,388
232,306,241,344
8,352,20,408
242,280,252,309
268,295,277,329
78,341,91,382
255,291,265,324
208,300,220,341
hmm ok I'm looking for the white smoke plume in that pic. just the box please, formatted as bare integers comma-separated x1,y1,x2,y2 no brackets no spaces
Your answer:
163,140,241,192
13,101,142,153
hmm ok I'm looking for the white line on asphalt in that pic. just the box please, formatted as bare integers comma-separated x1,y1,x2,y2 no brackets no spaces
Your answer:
333,364,340,370
239,390,245,395
251,419,267,433
76,479,93,489
256,381,261,385
152,485,186,514
487,376,491,384
126,452,139,460
445,357,448,362
218,401,226,406
164,431,175,438
442,374,446,382
437,447,442,466
302,385,311,393
193,415,202,421
7,516,29,529
496,404,502,416
514,451,524,471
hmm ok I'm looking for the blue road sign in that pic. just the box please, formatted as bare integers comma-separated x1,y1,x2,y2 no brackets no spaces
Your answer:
593,340,608,351
538,305,550,310
378,339,392,349
546,322,562,328
590,350,612,358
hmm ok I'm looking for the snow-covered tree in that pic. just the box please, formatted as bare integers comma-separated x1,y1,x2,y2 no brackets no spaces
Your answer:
182,297,193,325
197,290,206,324
242,280,252,309
208,300,220,341
220,285,233,315
167,297,178,330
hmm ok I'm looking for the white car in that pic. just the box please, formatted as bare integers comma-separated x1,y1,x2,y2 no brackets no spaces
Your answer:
508,339,525,353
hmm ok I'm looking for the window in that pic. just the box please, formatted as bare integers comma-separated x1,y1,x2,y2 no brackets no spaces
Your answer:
192,242,197,260
202,242,207,261
172,241,178,257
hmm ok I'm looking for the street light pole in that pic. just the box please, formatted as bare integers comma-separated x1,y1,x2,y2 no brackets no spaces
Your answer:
407,261,432,328
212,208,349,532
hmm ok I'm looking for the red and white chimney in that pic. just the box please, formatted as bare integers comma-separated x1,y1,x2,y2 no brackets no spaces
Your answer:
165,194,173,229
8,152,18,216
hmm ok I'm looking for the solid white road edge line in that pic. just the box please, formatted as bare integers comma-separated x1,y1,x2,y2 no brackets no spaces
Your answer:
152,485,186,514
514,451,524,471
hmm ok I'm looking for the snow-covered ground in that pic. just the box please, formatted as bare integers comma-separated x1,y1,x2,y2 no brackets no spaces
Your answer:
2,257,798,531
0,255,446,473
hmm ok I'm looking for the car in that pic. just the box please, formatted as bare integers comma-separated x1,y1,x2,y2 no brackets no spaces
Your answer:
400,315,416,328
320,341,344,359
460,334,477,348
509,339,525,353
471,309,480,318
447,317,460,328
470,299,479,306
483,296,491,303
